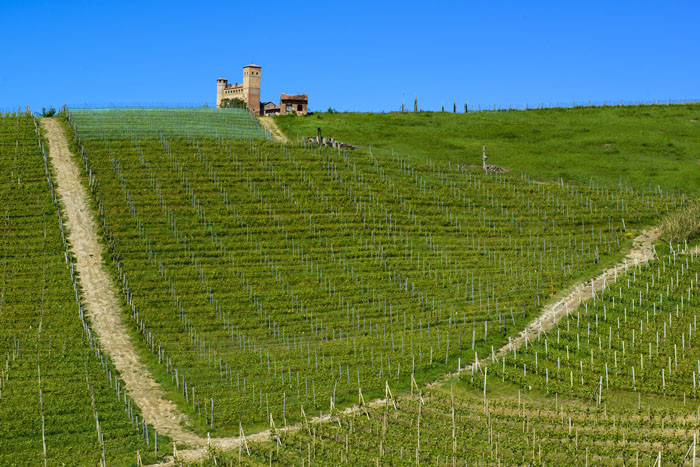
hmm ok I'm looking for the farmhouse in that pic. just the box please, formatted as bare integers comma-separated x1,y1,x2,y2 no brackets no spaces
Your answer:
216,64,308,116
280,94,308,115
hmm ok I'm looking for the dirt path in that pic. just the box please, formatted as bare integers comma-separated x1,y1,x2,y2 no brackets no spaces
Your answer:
447,226,661,376
41,119,204,447
514,227,660,348
258,116,288,143
41,117,664,464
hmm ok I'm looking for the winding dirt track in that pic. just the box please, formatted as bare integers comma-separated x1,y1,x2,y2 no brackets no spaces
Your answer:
258,116,288,143
42,117,661,463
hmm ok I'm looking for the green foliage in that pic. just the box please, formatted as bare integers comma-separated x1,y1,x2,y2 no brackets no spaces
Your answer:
70,107,270,141
482,245,700,400
40,104,700,464
227,244,700,466
40,107,56,117
219,97,248,109
225,383,700,466
661,200,700,242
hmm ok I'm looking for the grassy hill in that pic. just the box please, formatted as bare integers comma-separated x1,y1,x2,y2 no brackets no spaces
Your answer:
274,104,700,195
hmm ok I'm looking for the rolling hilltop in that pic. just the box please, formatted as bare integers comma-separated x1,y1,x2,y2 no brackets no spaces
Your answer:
275,104,700,195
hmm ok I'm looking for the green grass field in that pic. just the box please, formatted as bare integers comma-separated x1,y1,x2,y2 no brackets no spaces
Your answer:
274,104,700,195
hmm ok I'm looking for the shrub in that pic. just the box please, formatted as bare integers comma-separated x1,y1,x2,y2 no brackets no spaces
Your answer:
661,200,700,242
219,98,248,109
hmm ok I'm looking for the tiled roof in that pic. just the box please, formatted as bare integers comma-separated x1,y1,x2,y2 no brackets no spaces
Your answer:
280,93,308,101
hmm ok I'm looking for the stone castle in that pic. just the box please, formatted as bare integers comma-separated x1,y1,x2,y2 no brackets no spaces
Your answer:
216,64,307,116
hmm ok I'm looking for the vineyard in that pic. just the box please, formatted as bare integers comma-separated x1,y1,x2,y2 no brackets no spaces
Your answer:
70,108,273,142
65,107,673,436
230,370,700,466
482,243,700,401
2,105,696,465
0,113,168,465
229,244,700,466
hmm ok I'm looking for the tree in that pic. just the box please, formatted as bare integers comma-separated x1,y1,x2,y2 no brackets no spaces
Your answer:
40,107,56,117
464,102,469,113
453,102,456,113
219,98,248,109
414,95,418,112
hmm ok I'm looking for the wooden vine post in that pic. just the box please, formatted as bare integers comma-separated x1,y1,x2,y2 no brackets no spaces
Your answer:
415,392,422,465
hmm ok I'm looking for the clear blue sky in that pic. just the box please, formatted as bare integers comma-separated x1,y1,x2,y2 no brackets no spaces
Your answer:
1,0,698,112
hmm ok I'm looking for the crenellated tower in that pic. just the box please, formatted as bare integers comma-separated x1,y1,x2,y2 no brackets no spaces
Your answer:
216,65,262,114
216,78,228,108
242,64,261,115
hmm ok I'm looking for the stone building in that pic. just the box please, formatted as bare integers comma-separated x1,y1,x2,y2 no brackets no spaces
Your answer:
280,94,308,115
216,65,307,116
261,101,280,115
216,64,261,115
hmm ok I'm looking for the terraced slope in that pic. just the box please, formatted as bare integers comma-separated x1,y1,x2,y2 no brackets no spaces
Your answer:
66,108,674,440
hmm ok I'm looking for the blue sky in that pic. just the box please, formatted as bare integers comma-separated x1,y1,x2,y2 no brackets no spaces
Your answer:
1,1,698,112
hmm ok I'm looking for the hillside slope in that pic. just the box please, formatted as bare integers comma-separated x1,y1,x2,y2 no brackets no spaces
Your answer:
274,104,700,195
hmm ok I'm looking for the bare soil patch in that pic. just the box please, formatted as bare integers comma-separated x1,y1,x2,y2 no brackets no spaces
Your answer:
258,116,288,143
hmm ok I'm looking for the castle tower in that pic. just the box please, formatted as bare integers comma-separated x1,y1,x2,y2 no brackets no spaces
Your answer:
216,78,228,108
242,64,261,115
